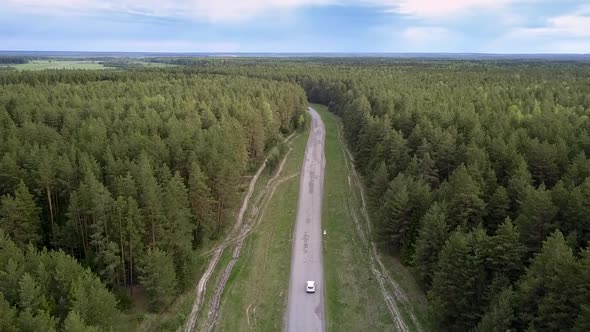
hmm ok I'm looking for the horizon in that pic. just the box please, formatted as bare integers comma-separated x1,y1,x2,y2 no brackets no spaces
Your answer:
1,51,590,56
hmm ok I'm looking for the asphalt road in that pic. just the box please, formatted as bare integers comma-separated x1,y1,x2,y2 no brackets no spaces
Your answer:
285,107,326,332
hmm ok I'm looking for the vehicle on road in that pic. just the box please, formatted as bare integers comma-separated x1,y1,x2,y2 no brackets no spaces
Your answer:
306,281,316,293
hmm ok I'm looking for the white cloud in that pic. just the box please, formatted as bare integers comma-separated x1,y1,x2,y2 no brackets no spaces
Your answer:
507,10,590,38
370,25,458,52
551,40,590,53
0,37,240,52
5,0,335,22
380,0,520,18
482,4,590,53
398,26,458,52
401,26,450,41
6,0,540,21
86,40,242,52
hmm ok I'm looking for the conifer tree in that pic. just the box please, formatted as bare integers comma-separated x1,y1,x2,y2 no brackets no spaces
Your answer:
445,165,486,229
486,186,510,232
515,184,558,254
139,248,178,311
0,181,41,247
429,227,490,330
488,218,525,282
413,203,449,287
188,162,213,245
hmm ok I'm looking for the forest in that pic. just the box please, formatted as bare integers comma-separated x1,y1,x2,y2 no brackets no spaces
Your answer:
183,59,590,331
2,58,590,331
0,68,307,330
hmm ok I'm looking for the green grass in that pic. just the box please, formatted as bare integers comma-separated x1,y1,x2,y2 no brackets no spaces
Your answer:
214,127,310,331
380,255,433,329
11,60,108,70
314,103,397,331
314,103,430,331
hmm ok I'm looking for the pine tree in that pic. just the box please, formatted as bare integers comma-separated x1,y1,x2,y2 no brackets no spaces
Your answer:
162,172,193,270
485,186,510,233
412,203,449,288
136,153,163,248
377,175,410,250
0,153,21,200
573,247,590,331
515,184,558,255
445,164,486,229
70,276,120,330
63,311,100,332
188,162,214,245
418,152,439,188
368,161,389,214
18,273,46,313
0,293,18,332
562,178,590,247
383,128,410,177
0,181,41,247
17,309,57,332
488,218,525,282
113,172,137,200
429,227,490,330
515,231,578,331
112,196,144,290
507,156,533,214
139,248,178,311
35,148,56,229
476,287,516,332
574,305,590,332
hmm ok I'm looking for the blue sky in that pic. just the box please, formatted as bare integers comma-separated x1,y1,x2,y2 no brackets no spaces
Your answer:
1,0,589,53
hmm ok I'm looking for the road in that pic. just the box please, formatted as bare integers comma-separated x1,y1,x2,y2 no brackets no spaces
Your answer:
285,107,326,332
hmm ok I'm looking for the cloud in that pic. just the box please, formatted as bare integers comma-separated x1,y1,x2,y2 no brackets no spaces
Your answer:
5,0,335,22
550,40,590,53
390,0,517,17
482,4,590,53
401,26,451,42
0,37,240,52
6,0,539,22
369,25,458,52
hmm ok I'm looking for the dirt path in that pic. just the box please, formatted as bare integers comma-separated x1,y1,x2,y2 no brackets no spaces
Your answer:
202,143,294,332
183,130,301,332
335,117,422,332
183,158,268,332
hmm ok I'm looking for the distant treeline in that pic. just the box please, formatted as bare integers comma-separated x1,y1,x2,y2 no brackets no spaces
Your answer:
0,56,30,64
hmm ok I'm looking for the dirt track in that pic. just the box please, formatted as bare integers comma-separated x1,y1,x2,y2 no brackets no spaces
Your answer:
336,117,422,332
183,131,299,332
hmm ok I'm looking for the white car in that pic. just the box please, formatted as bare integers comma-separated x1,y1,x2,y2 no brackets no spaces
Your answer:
306,281,316,293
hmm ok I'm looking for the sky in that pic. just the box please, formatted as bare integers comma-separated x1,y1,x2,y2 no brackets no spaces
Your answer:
1,0,589,53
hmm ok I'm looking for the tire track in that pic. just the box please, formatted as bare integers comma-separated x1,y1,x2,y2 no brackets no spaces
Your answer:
185,132,298,332
335,117,421,332
184,158,268,332
201,132,300,332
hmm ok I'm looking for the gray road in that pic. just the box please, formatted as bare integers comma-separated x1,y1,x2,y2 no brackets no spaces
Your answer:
285,107,326,332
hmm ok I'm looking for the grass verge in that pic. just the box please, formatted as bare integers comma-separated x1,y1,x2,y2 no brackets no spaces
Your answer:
314,103,396,331
313,105,430,331
138,131,303,331
213,126,309,331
